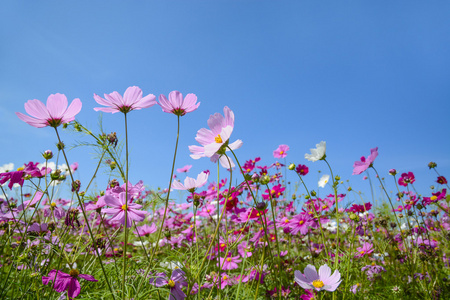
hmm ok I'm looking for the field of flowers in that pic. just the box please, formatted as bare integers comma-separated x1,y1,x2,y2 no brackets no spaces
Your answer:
1,86,449,299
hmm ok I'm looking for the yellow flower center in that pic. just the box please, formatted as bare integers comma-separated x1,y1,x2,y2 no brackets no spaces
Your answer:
69,269,79,277
299,220,304,225
430,196,437,201
227,258,231,262
284,219,289,223
322,205,327,209
167,279,175,288
312,280,324,288
360,251,365,255
17,167,24,171
51,202,57,208
215,135,223,143
220,243,226,248
121,204,128,210
223,275,228,280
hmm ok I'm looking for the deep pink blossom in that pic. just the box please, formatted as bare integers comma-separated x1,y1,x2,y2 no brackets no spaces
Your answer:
296,164,309,176
294,264,341,292
352,147,378,175
437,176,448,185
398,172,415,186
189,106,243,168
134,223,157,236
273,144,289,158
158,91,200,116
42,269,97,299
16,93,82,128
93,86,156,114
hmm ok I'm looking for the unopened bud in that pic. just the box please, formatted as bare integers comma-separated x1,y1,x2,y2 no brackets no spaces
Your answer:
260,175,270,185
42,150,53,160
311,191,317,197
255,202,267,211
389,169,397,176
56,141,65,150
288,163,296,171
428,162,437,169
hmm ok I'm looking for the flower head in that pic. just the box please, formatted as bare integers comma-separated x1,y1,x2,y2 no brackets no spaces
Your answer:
149,268,188,300
189,106,243,168
294,264,341,292
398,172,415,187
94,86,156,114
158,91,200,116
296,164,309,176
437,176,448,185
352,147,378,175
273,144,289,159
318,175,330,188
176,165,192,173
305,141,326,162
171,172,209,193
101,191,146,227
42,269,97,299
16,93,82,128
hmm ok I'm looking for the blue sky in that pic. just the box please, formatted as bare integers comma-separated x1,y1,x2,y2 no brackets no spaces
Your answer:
1,1,449,205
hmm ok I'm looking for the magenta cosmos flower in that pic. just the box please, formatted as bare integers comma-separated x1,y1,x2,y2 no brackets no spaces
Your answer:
158,91,200,116
42,269,97,299
171,171,209,192
294,264,341,292
398,172,415,186
93,86,156,114
16,93,82,128
102,192,146,227
189,106,243,168
273,144,289,159
352,147,378,175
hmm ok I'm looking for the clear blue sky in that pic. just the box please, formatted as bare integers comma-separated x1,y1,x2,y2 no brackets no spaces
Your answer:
1,1,449,204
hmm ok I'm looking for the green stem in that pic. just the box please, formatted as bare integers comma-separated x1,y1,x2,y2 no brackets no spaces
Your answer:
54,127,116,300
122,112,129,300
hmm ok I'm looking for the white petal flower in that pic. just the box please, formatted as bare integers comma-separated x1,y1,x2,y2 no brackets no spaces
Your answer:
318,174,330,188
305,141,326,162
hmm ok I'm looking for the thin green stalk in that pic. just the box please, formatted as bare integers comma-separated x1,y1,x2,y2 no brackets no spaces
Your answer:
122,112,130,299
134,115,180,298
54,127,116,300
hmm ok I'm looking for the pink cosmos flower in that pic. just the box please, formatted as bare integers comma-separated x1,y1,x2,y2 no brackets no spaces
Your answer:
102,192,146,227
16,93,82,128
294,264,341,292
149,268,187,300
158,91,200,116
398,172,415,187
42,269,97,299
176,165,192,173
218,255,242,270
355,242,374,258
172,172,209,192
134,223,157,236
273,144,289,158
93,86,156,114
189,106,243,168
352,147,378,175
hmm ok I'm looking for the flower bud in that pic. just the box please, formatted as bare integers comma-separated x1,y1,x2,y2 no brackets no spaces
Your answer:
288,163,296,170
260,175,270,185
428,162,437,169
347,187,352,192
50,170,61,181
255,201,267,211
56,141,65,150
335,175,340,181
311,190,317,197
389,169,397,176
42,150,53,160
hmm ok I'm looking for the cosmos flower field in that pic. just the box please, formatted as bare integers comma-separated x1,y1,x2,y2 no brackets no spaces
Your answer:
1,87,449,299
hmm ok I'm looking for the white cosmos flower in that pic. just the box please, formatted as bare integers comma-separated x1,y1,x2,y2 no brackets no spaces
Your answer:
318,174,330,188
0,163,14,173
305,141,326,162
